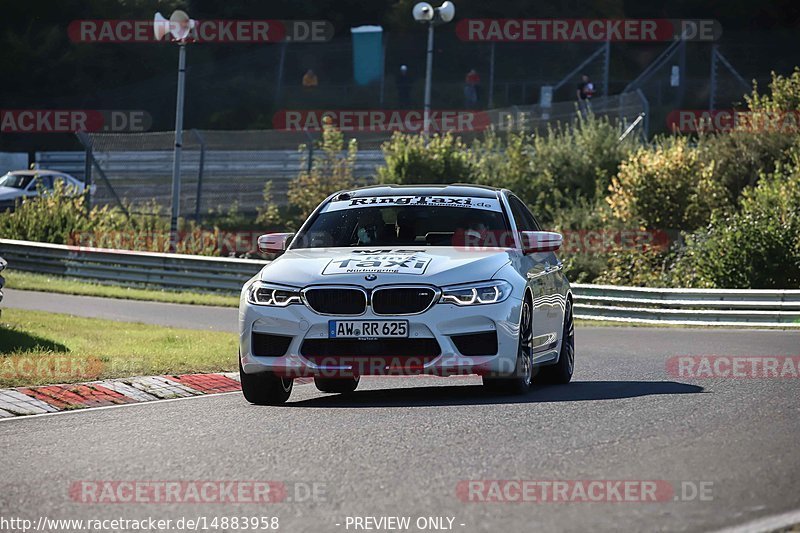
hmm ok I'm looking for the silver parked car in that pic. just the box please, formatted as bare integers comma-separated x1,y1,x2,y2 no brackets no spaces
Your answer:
0,169,91,211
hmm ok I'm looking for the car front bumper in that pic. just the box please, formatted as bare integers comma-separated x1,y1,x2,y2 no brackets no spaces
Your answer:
239,290,523,378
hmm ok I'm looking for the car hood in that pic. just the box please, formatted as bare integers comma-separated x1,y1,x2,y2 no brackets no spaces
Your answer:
0,187,27,201
259,247,515,287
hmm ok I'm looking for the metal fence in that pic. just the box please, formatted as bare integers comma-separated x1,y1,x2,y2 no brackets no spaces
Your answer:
2,239,798,328
37,137,387,216
33,93,646,218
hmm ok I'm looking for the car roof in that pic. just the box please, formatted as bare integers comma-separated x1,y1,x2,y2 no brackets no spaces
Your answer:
6,169,74,178
344,184,500,199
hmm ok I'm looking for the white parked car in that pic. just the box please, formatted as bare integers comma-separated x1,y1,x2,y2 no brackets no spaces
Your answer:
0,169,90,211
239,185,575,404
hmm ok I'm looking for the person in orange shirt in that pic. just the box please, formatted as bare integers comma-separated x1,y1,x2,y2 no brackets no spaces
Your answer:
302,69,318,89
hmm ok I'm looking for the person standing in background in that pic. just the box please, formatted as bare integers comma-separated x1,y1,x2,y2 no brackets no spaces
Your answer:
302,69,318,89
464,69,481,108
576,74,594,117
397,65,412,108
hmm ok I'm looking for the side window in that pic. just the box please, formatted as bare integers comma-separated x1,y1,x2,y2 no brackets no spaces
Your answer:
30,176,54,191
508,196,539,231
522,202,542,231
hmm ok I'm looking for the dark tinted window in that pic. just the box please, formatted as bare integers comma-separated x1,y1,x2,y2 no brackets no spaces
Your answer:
507,195,540,231
293,204,509,248
0,174,33,189
30,176,54,191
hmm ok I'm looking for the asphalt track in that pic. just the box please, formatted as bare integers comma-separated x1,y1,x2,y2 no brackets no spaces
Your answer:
2,289,236,331
1,291,799,532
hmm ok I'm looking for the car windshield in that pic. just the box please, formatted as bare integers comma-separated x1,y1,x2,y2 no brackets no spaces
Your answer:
292,195,509,248
0,173,34,189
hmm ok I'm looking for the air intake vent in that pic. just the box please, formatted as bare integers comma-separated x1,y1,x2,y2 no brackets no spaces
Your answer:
451,332,498,356
251,333,293,357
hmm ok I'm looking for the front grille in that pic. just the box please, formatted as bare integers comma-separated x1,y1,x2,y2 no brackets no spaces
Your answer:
451,332,498,356
303,288,366,315
372,287,437,315
252,332,293,357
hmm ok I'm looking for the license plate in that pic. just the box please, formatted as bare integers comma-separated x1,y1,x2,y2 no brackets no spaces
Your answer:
328,320,408,339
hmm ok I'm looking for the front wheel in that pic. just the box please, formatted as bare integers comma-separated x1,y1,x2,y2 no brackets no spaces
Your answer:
483,296,533,395
538,298,575,384
239,361,293,405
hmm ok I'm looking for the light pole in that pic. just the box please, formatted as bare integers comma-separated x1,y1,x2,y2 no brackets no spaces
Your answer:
412,2,455,137
154,10,196,251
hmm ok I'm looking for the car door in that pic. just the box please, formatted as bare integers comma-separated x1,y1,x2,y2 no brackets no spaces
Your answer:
27,175,53,197
507,195,563,356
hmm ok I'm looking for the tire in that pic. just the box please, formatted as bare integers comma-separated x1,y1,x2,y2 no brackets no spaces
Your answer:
538,298,575,385
314,375,360,394
483,295,533,395
239,361,293,405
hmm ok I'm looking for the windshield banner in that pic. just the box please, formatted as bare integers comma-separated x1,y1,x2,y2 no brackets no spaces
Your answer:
323,195,502,213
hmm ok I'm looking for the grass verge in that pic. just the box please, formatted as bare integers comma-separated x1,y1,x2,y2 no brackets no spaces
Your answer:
4,270,239,307
0,308,237,388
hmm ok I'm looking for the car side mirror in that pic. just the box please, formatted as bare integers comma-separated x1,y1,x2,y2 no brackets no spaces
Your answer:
520,231,562,254
258,233,294,254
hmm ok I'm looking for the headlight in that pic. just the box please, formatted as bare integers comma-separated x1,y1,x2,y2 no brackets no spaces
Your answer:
246,281,302,306
439,280,513,306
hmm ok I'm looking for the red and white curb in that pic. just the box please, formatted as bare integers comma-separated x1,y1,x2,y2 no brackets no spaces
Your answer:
0,373,314,418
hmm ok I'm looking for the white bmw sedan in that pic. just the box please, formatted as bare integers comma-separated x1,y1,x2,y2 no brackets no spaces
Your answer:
239,185,574,404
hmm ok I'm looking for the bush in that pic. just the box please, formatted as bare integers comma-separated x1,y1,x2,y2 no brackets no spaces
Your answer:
668,158,800,289
376,132,475,185
690,69,800,200
595,69,800,288
607,136,729,231
473,114,635,225
372,115,633,227
593,247,672,287
696,130,796,201
0,183,96,244
0,184,222,256
745,67,800,114
255,181,282,228
283,121,358,229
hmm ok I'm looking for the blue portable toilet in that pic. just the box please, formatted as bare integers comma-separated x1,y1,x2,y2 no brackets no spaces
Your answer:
351,25,384,85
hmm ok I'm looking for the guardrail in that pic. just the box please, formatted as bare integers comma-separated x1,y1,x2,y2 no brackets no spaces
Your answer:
1,239,798,327
572,283,800,327
0,239,265,293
